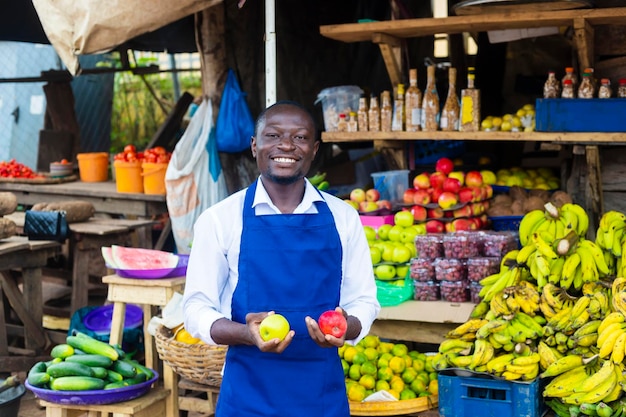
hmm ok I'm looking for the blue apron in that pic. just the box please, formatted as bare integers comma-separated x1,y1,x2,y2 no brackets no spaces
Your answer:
216,180,349,417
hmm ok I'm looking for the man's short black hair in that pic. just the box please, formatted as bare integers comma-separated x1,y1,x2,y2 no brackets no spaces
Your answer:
254,100,319,140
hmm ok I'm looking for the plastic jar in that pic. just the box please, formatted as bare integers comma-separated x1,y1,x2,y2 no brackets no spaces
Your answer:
467,257,500,282
482,232,518,258
410,257,436,282
443,232,481,259
434,258,467,282
440,280,469,303
413,281,440,301
415,233,444,259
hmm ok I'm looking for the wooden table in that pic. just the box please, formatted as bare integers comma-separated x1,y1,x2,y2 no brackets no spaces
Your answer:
371,300,475,345
0,236,62,372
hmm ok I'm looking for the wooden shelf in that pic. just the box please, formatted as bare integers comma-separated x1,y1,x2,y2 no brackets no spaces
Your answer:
321,130,626,144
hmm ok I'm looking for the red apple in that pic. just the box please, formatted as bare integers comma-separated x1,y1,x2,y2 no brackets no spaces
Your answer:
429,171,447,189
425,219,445,233
318,310,347,338
469,186,483,202
438,191,459,210
443,177,461,194
365,188,381,202
350,188,366,203
427,207,445,219
410,205,428,222
413,172,431,190
448,171,465,186
435,157,454,175
403,188,417,204
377,200,392,211
452,218,476,231
444,210,455,218
413,189,431,205
452,205,472,218
469,217,483,230
465,171,483,187
359,201,379,213
458,187,475,204
429,187,444,204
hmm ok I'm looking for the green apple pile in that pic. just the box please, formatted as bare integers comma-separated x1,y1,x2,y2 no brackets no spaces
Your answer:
364,211,425,281
480,103,535,132
340,334,439,402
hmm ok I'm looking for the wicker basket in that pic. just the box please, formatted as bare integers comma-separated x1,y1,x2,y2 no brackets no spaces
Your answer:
154,324,227,387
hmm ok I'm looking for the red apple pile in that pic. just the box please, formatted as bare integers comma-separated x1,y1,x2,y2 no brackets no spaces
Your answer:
345,187,392,213
404,157,493,233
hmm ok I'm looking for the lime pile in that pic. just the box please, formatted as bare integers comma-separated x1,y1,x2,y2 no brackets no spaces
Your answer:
481,104,535,132
340,334,439,402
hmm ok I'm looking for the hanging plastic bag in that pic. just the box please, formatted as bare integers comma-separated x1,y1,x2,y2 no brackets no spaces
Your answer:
215,69,255,153
165,99,228,254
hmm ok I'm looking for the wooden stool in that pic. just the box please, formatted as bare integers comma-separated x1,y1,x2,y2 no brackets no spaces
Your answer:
178,378,220,417
102,274,185,417
40,387,170,417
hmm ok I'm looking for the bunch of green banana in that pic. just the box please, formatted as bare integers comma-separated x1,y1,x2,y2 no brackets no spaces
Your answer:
488,282,540,317
596,311,626,361
596,211,626,258
518,202,589,247
478,260,523,302
606,400,626,417
579,402,615,417
307,172,329,190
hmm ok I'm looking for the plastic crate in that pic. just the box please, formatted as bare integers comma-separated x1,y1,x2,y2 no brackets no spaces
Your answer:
410,140,466,165
488,215,523,232
438,374,545,417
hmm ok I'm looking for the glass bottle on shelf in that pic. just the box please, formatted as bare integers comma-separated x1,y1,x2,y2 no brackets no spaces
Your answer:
598,78,612,99
561,79,575,99
543,71,560,98
578,72,594,98
392,83,405,132
368,95,380,132
357,95,369,132
440,67,460,131
460,67,481,132
347,112,358,132
405,68,422,132
584,67,597,92
336,113,348,132
618,79,626,98
421,64,439,131
562,67,577,92
380,90,393,132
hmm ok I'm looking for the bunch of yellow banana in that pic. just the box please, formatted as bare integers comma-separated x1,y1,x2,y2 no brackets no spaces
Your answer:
596,211,626,257
612,277,626,316
539,283,575,320
518,202,589,247
445,318,489,340
488,282,540,317
596,311,626,362
538,340,564,371
560,360,624,406
499,350,541,381
478,258,522,302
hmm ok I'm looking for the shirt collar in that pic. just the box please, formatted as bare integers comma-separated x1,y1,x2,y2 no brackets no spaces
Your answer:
252,177,324,214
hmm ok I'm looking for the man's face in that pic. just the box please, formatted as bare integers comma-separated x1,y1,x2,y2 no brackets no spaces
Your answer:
251,104,319,185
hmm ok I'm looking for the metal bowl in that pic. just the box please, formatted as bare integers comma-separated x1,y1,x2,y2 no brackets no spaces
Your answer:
49,162,74,177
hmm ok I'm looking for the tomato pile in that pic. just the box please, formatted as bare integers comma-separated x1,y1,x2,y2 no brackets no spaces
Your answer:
0,159,42,179
113,145,172,164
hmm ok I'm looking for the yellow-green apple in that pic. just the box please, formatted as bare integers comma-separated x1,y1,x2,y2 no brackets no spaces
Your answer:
425,219,445,233
350,188,366,203
377,200,392,211
429,171,447,189
387,225,405,242
448,171,465,186
381,242,395,262
465,171,483,187
427,206,445,219
362,225,377,241
443,177,461,193
470,202,485,216
482,184,494,199
318,310,347,338
370,246,382,264
438,191,459,210
412,223,427,235
435,157,454,175
344,199,359,210
259,313,290,342
366,188,381,202
404,242,417,258
412,172,431,190
377,224,393,240
412,189,431,205
410,205,428,222
400,226,418,244
396,264,410,279
375,264,397,280
392,245,412,263
444,221,455,233
359,201,379,213
394,210,414,228
480,170,497,185
452,205,472,218
403,188,416,204
458,187,475,204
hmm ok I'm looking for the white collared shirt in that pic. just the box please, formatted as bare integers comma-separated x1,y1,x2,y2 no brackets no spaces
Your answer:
183,177,380,345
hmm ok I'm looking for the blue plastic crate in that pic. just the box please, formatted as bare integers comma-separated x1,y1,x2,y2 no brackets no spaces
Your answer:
488,215,523,232
411,140,466,165
438,374,546,417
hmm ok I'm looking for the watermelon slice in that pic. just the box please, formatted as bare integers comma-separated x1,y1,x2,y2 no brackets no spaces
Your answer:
101,246,118,268
110,245,179,271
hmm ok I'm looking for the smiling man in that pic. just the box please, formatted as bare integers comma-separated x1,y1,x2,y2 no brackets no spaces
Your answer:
182,100,380,417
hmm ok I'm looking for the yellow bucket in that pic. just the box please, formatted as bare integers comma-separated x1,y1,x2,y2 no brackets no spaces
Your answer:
113,160,143,193
77,152,109,182
142,162,168,195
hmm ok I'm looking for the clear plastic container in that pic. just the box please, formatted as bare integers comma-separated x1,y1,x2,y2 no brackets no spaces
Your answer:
413,281,440,301
443,232,481,259
467,257,500,282
315,86,364,132
370,170,409,202
410,257,436,282
440,280,469,302
469,282,482,304
481,231,518,258
415,233,444,259
434,258,467,282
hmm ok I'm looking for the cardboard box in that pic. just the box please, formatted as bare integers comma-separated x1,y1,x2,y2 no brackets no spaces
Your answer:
377,300,474,324
535,98,626,132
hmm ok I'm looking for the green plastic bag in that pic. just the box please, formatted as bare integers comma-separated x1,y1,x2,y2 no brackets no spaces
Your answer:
376,277,414,307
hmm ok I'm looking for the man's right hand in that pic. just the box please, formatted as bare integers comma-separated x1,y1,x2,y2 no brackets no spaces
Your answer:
246,312,294,353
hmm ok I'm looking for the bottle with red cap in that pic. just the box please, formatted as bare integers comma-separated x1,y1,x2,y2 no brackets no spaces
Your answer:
618,79,626,98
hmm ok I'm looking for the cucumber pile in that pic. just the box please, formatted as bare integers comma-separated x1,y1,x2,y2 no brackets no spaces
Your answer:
27,331,154,391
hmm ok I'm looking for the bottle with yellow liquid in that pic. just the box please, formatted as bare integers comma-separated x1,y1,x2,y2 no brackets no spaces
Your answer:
460,67,480,132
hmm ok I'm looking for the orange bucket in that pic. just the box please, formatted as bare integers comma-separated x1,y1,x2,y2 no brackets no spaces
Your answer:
142,162,168,195
113,160,143,193
77,152,109,182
